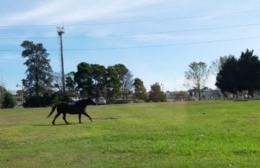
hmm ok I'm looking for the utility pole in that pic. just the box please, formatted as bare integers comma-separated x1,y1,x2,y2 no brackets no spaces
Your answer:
57,27,65,95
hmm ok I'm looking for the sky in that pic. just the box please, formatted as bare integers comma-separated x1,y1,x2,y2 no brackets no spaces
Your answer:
1,0,260,92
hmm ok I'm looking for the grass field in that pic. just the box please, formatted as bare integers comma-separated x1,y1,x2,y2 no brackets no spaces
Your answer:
0,100,259,167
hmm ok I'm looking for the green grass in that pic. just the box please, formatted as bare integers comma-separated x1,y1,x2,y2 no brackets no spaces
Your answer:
0,101,259,167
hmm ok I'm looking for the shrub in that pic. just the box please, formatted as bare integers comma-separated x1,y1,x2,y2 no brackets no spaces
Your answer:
1,92,16,108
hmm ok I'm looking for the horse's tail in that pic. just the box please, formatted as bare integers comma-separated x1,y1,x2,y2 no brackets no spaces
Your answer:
47,105,57,118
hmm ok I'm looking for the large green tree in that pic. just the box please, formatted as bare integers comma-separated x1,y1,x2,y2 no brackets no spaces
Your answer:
133,78,148,102
74,62,94,97
72,62,134,103
149,82,166,102
216,55,238,96
21,41,53,97
74,63,107,98
237,49,260,96
216,49,260,97
105,65,121,103
113,64,133,101
91,64,106,97
185,62,210,100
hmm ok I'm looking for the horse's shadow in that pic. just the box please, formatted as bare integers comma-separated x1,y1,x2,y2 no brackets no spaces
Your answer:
102,117,118,120
36,116,118,127
34,123,78,127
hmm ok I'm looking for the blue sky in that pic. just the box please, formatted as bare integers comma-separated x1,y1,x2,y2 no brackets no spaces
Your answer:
1,0,260,92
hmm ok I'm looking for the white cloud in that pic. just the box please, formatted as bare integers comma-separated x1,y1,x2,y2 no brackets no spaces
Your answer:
3,0,172,26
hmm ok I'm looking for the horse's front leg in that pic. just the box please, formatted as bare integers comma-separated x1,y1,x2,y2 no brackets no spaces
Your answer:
78,113,82,124
82,111,93,122
52,112,61,125
62,113,69,124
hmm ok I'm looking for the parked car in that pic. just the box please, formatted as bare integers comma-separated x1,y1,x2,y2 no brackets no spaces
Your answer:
95,97,106,105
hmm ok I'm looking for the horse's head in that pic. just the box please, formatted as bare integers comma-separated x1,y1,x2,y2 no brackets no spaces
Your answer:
87,97,97,105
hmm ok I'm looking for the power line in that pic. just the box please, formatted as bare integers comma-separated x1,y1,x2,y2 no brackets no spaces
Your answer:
1,36,259,52
1,22,260,40
62,36,260,51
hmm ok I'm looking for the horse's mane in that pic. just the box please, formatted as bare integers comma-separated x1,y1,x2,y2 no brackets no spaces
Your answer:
74,99,85,106
74,97,93,106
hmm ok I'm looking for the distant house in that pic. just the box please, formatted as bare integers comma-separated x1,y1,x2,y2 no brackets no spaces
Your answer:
166,91,189,102
12,91,23,107
188,88,223,100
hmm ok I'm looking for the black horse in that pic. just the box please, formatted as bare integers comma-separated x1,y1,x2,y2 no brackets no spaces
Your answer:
47,97,96,125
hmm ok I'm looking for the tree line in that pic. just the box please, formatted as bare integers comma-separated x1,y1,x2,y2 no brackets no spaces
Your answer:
4,41,256,107
15,40,166,107
65,62,135,103
185,49,260,99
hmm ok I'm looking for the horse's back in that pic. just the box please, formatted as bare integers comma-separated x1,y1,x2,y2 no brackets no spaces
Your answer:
56,103,70,113
56,102,83,114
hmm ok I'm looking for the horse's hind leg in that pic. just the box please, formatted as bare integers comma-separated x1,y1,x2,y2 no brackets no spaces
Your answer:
82,112,93,122
62,113,69,125
78,114,82,124
52,112,61,125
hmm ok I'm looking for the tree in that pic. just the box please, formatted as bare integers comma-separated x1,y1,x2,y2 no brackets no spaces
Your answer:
1,91,16,108
65,71,78,97
0,85,7,105
105,65,121,103
91,64,106,97
113,64,133,101
21,41,54,107
185,62,210,100
216,50,260,98
72,62,133,103
215,55,238,96
21,41,53,97
74,63,107,98
210,56,229,75
133,78,148,102
149,82,166,102
121,71,134,101
74,62,93,97
237,49,260,97
105,64,133,103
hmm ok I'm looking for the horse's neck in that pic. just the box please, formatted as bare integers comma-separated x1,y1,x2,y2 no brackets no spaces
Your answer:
75,102,87,107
